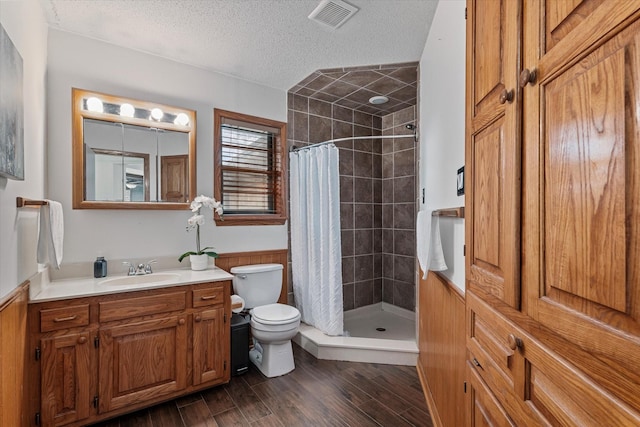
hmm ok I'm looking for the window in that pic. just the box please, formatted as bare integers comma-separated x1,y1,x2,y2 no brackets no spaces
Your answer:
214,109,287,225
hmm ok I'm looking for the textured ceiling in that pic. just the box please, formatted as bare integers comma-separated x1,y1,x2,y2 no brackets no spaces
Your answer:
39,0,438,91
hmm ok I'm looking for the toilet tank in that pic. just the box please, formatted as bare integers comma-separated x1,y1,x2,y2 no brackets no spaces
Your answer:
230,264,283,308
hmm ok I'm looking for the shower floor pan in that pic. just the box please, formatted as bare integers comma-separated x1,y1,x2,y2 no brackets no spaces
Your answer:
293,303,418,366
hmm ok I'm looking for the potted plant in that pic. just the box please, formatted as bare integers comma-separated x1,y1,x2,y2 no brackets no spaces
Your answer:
179,195,223,270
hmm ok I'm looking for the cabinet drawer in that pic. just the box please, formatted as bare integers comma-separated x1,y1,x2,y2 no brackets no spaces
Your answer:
40,304,90,332
193,286,224,308
99,291,186,322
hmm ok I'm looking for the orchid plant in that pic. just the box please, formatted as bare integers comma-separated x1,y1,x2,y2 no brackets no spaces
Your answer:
178,195,224,262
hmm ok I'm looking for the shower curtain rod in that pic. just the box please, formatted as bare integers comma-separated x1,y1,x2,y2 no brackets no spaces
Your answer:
291,130,417,152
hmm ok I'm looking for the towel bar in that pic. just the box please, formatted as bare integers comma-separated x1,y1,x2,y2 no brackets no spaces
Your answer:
16,197,49,208
431,207,464,218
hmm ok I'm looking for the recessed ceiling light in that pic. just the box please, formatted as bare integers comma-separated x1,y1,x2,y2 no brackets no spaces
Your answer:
369,95,389,105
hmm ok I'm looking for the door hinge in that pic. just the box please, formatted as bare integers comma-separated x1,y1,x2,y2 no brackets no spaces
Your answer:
93,396,99,408
35,347,41,361
35,412,40,425
94,336,100,348
463,244,466,256
465,7,467,19
464,381,467,393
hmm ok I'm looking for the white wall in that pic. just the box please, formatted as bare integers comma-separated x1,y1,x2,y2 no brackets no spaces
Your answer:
0,0,48,299
418,0,466,292
47,30,288,266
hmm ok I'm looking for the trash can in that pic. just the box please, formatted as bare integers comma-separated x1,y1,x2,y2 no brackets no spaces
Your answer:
230,313,250,376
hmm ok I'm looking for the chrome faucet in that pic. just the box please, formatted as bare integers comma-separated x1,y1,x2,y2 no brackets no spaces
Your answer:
123,260,156,276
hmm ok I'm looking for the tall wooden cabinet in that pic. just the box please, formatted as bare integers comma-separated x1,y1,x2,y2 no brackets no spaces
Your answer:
466,1,640,425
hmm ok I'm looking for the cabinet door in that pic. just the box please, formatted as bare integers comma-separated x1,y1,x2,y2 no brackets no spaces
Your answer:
99,315,187,413
521,1,640,409
466,362,515,427
40,331,95,427
192,307,228,386
466,0,522,308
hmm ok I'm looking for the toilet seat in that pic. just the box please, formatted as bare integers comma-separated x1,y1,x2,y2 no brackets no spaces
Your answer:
251,303,300,325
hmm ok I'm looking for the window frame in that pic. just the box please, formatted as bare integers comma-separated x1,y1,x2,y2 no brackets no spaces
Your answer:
213,108,287,226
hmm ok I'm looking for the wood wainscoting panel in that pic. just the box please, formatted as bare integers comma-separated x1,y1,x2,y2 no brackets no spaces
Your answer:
417,271,466,427
216,249,288,304
0,280,29,427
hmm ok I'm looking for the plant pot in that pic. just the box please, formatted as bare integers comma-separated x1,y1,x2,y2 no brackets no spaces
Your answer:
189,254,209,271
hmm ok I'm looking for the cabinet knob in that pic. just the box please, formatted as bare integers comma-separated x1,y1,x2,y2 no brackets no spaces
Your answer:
194,315,202,323
499,89,514,104
507,334,523,350
77,336,87,345
519,68,537,87
178,318,186,326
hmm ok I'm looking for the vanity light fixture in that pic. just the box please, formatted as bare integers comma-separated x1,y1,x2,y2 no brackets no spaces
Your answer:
150,108,164,121
174,112,190,126
119,103,135,117
86,97,104,113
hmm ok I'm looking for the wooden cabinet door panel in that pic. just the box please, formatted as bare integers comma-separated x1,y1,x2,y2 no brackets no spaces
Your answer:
466,362,516,427
40,331,95,427
526,16,640,390
192,307,227,386
99,315,187,413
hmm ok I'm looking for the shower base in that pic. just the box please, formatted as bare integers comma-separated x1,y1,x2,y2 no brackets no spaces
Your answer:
293,303,418,366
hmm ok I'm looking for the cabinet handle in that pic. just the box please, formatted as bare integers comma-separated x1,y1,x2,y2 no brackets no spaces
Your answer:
53,315,77,322
472,358,483,369
507,334,523,350
200,295,217,300
519,68,537,87
195,315,202,323
77,336,87,344
178,318,186,326
499,89,514,104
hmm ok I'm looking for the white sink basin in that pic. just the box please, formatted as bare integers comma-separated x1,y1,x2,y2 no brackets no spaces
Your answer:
99,273,181,286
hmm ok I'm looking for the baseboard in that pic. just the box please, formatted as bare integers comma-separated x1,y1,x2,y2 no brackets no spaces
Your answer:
417,359,444,427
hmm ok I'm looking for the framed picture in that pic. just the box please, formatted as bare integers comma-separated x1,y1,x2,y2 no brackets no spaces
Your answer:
0,22,24,180
457,166,464,196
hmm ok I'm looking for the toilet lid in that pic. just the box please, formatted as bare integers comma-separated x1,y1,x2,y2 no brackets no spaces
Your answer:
252,303,300,324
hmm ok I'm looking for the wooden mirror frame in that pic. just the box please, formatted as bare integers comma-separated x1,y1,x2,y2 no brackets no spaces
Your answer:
72,88,196,209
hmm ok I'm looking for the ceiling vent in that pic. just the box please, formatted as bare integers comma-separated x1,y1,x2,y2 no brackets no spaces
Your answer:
308,0,359,30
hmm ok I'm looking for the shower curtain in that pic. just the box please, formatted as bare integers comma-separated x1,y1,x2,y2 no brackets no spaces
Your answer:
290,144,343,336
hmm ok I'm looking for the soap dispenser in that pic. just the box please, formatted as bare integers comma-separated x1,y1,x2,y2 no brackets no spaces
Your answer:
94,256,107,278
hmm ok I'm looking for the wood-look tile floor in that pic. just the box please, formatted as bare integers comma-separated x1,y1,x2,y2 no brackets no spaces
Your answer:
91,343,434,427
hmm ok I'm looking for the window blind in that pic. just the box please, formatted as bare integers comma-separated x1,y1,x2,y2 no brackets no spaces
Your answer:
220,123,280,214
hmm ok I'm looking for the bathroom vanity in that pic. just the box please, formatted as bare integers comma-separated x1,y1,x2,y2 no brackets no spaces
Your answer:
27,269,232,427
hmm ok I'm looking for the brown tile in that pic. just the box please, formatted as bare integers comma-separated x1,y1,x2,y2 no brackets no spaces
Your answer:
394,255,415,283
382,203,394,229
394,203,415,230
353,151,372,177
382,253,394,279
394,230,415,256
338,70,385,86
373,178,382,202
393,149,415,177
318,393,379,427
214,408,250,427
305,74,336,91
382,154,393,179
388,67,418,85
309,115,331,143
321,79,360,98
249,414,284,427
297,71,321,87
295,87,316,97
342,258,355,285
373,204,383,229
317,66,346,74
372,115,382,130
354,111,373,127
339,148,354,175
379,61,419,70
382,114,394,130
343,282,354,310
293,94,308,113
342,64,381,72
339,176,354,202
334,98,361,111
332,104,354,122
354,203,373,229
343,88,379,105
175,392,204,408
202,385,235,416
354,255,374,281
224,377,272,423
287,92,294,109
333,120,353,139
382,136,394,154
179,401,217,427
366,76,408,95
393,280,415,311
354,280,374,308
394,134,415,152
340,203,354,229
354,178,373,203
341,230,355,256
399,407,435,427
373,278,383,303
358,399,413,426
292,111,308,142
120,410,152,427
389,85,418,105
394,176,415,203
312,91,341,103
383,278,394,303
354,229,373,255
309,98,331,117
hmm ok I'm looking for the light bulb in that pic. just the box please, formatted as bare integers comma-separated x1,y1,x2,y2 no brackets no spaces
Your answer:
150,108,164,121
174,113,190,126
86,97,104,113
120,103,135,117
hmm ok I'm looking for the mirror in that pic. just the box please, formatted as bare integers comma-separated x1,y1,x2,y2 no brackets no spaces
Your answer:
72,88,196,209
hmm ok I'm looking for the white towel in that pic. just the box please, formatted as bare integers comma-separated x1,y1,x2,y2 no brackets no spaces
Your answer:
416,210,447,279
37,200,64,269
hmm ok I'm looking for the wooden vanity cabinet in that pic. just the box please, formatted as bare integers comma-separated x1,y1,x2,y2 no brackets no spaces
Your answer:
28,281,231,427
466,0,640,425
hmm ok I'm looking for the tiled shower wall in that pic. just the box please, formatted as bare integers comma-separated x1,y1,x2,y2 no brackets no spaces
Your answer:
287,95,416,312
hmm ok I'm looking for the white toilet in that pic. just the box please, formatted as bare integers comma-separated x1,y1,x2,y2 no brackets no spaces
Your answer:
230,263,300,378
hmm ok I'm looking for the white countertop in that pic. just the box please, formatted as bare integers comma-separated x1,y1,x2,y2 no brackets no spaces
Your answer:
30,267,234,303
